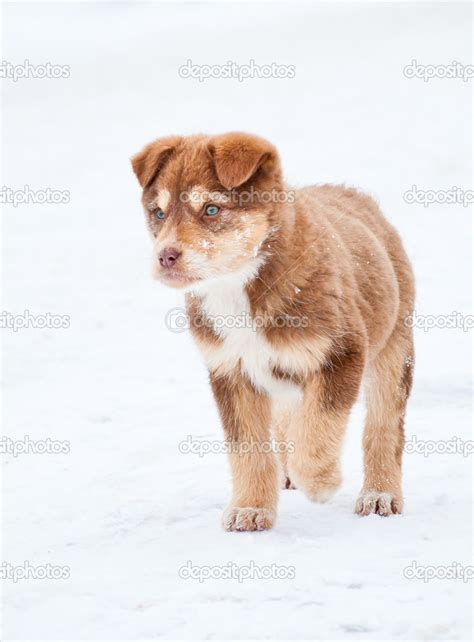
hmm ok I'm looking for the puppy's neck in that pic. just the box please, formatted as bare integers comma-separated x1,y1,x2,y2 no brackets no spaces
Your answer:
188,255,265,299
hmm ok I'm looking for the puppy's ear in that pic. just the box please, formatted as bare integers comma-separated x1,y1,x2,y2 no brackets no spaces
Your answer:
131,136,182,188
209,132,279,190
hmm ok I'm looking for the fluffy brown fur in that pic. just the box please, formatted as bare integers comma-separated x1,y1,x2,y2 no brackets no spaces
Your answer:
131,132,415,531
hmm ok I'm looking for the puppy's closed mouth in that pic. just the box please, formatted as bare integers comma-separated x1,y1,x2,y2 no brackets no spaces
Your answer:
159,268,197,287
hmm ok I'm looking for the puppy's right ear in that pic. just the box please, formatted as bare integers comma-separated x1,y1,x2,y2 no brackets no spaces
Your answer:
131,136,182,188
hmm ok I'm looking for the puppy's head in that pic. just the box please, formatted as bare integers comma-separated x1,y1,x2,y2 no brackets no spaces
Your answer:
131,132,283,289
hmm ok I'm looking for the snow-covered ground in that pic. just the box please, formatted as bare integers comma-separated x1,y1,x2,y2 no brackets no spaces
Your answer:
1,1,472,640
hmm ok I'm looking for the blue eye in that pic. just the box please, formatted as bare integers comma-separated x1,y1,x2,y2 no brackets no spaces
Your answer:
155,208,165,220
205,204,220,217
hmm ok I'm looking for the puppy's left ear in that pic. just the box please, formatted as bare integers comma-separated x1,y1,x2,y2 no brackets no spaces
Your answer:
131,136,182,188
209,132,280,190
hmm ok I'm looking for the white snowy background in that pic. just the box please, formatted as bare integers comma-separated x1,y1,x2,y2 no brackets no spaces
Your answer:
1,1,472,640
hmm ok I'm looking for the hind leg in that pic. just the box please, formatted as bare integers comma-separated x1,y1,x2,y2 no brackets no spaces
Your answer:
356,326,414,516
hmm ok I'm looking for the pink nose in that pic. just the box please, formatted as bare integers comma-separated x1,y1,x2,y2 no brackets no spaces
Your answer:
159,247,181,268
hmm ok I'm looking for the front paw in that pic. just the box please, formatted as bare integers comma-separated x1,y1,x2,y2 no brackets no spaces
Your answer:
354,490,403,516
222,506,275,531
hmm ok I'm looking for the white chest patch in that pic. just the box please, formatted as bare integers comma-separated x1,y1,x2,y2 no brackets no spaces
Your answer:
190,267,302,400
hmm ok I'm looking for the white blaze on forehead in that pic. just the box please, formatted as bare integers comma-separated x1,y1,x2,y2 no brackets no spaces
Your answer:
187,185,231,211
157,189,171,211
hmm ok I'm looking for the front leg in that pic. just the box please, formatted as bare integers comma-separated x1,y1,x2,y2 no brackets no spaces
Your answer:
210,369,279,531
287,346,365,502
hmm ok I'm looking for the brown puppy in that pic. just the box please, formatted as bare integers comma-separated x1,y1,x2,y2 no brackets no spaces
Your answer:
131,133,415,531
